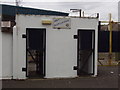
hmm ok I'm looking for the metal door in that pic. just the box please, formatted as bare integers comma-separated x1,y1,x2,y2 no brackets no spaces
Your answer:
77,30,95,75
26,28,46,78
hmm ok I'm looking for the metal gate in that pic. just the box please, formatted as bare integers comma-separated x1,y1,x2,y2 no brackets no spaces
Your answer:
77,30,95,75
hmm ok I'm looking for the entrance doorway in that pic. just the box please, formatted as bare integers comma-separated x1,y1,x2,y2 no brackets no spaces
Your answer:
26,28,46,78
77,30,95,76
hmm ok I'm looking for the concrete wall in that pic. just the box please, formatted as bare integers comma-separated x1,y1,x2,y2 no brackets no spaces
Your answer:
2,32,13,79
118,1,120,22
12,15,98,79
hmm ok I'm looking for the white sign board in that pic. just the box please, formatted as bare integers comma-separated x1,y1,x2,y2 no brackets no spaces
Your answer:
53,18,71,29
1,21,11,27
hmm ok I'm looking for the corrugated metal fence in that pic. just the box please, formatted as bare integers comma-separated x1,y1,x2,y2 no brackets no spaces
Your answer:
98,31,120,52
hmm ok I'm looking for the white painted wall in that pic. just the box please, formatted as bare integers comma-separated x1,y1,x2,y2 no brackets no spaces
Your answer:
12,15,98,79
0,30,2,79
13,26,18,79
71,18,98,76
13,26,26,79
0,14,2,79
2,32,13,79
46,27,77,78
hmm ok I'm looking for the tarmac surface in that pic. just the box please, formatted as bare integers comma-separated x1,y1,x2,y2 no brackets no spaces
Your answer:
2,66,119,88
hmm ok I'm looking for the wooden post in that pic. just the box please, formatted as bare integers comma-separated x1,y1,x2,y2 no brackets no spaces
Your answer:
109,13,112,66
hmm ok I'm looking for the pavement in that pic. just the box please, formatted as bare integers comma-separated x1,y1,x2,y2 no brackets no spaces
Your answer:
98,53,119,66
2,66,119,88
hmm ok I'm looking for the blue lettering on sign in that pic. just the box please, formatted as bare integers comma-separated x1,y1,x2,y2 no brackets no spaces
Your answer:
53,19,70,27
54,19,60,22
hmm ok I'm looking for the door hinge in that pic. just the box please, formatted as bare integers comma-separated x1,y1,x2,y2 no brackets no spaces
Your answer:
22,34,26,38
73,66,78,70
22,68,27,72
73,35,78,39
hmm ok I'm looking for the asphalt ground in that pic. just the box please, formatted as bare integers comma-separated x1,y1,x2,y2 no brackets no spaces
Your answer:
2,66,119,88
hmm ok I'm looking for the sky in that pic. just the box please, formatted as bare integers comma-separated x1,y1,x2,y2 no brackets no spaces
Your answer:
0,0,119,21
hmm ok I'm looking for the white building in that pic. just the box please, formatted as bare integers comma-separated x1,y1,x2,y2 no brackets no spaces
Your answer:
0,14,99,79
